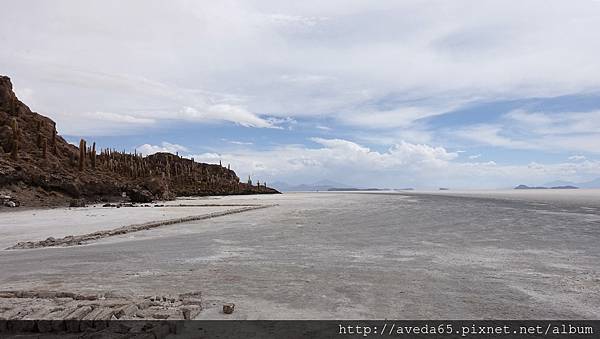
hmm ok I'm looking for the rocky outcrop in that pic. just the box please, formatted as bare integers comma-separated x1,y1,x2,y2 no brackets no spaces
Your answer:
0,75,279,207
0,289,203,321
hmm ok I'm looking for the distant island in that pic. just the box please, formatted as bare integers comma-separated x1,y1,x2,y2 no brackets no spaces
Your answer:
327,187,389,192
542,178,600,189
272,181,412,192
514,184,579,190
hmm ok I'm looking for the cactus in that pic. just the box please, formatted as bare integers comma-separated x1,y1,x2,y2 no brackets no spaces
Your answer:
78,139,86,171
51,123,57,154
10,118,18,160
91,142,96,169
10,95,18,115
42,137,47,159
51,123,56,145
36,120,43,147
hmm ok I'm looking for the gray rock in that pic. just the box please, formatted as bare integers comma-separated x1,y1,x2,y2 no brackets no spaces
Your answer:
222,303,235,314
127,188,153,203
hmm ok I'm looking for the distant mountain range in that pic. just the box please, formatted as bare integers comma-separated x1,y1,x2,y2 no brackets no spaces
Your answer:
515,178,600,190
515,185,579,190
542,178,600,189
271,180,351,192
271,180,409,192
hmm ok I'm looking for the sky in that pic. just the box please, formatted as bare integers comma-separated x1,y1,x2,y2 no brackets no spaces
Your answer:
1,0,600,188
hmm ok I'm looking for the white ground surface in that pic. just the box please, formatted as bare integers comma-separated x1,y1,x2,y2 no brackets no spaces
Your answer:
0,198,250,249
1,191,599,319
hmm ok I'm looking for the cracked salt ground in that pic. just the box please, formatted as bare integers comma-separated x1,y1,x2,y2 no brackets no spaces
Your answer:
1,192,600,319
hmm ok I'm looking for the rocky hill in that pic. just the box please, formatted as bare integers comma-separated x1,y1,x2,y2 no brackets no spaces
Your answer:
0,75,278,207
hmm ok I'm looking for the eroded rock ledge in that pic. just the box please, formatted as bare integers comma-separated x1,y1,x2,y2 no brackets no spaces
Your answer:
0,290,203,321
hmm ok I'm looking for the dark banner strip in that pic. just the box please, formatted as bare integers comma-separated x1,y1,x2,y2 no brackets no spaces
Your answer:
0,320,597,339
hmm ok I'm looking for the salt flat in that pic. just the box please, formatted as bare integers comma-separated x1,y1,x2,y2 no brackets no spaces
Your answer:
0,199,249,249
0,191,599,319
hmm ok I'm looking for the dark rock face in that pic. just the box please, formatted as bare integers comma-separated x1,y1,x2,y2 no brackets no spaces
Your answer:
0,75,279,207
127,187,153,203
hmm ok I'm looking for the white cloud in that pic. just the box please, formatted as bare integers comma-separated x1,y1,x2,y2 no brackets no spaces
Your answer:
315,125,331,131
2,0,600,187
87,112,155,125
229,140,254,145
188,137,600,188
341,106,449,129
50,111,156,136
505,109,600,135
452,109,600,154
569,155,586,161
137,142,188,156
191,138,460,186
179,105,277,128
452,124,539,150
3,0,600,133
267,14,329,27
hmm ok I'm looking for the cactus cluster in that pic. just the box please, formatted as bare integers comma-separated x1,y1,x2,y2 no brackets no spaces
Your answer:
67,139,252,193
3,117,269,194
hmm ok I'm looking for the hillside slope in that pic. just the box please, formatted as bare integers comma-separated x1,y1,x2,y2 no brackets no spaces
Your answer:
0,75,278,207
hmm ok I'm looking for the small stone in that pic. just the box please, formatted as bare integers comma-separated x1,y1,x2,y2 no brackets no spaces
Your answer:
55,292,76,299
222,303,235,314
181,305,201,320
116,304,139,319
74,293,97,301
0,292,16,298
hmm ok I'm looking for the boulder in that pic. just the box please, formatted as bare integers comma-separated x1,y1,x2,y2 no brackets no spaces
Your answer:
127,188,153,203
